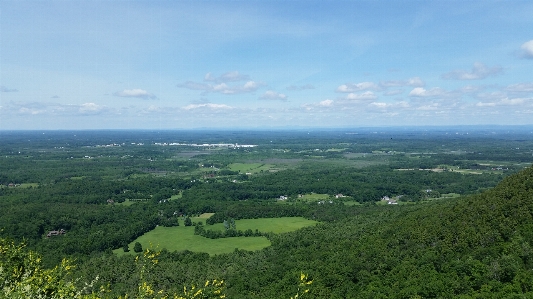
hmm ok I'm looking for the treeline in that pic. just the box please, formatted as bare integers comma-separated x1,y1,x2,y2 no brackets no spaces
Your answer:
0,155,199,185
182,165,505,203
0,175,193,204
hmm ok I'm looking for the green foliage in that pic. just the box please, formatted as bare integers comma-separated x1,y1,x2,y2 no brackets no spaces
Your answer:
134,242,143,253
290,273,313,299
0,237,106,299
113,225,271,256
3,129,533,298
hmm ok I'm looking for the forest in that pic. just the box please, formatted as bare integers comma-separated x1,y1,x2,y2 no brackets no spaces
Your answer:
1,127,533,298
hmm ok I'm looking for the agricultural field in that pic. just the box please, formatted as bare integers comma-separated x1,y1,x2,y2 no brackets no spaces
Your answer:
115,217,316,255
113,225,271,256
2,128,533,298
294,193,332,202
227,163,276,174
205,217,317,234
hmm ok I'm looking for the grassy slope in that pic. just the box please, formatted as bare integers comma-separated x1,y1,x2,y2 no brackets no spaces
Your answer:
207,217,317,233
114,225,270,256
114,217,317,256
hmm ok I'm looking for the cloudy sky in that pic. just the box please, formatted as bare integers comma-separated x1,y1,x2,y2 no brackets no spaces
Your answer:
1,1,533,130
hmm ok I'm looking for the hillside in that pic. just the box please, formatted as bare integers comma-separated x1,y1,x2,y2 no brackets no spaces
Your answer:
58,165,533,298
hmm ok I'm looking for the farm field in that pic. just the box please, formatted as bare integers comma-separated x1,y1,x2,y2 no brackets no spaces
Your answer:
206,217,318,233
3,129,533,298
297,193,330,202
115,217,317,255
114,225,271,256
227,163,275,173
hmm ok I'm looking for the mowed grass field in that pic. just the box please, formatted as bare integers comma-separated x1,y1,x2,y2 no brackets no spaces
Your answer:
227,163,275,174
206,217,317,233
114,225,271,256
297,193,330,202
114,217,316,256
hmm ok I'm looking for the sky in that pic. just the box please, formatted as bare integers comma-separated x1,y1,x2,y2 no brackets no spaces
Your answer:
1,0,533,130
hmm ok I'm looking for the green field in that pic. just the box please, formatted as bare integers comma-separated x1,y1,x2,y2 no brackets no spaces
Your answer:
297,193,330,202
115,199,138,206
438,193,461,199
114,225,270,256
207,217,317,233
227,163,275,173
169,191,183,200
114,217,317,256
193,213,215,220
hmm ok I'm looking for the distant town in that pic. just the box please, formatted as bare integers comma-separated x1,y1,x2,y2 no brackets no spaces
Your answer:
91,142,258,148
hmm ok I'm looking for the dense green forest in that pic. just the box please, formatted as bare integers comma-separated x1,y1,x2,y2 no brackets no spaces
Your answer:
1,128,533,298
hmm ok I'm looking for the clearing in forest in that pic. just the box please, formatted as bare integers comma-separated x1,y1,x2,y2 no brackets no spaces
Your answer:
114,217,316,255
207,217,317,233
227,163,275,173
114,225,270,256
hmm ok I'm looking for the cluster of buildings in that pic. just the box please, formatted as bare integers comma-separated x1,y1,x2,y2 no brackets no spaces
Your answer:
154,142,257,148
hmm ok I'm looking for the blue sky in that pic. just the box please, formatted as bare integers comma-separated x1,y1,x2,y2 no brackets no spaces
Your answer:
1,1,533,129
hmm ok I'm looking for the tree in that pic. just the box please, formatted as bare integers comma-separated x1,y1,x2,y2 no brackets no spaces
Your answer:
123,243,130,252
184,217,192,226
0,237,106,298
134,241,143,253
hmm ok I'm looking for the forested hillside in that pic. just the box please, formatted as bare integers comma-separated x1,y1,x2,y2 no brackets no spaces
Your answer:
2,130,533,298
53,164,533,298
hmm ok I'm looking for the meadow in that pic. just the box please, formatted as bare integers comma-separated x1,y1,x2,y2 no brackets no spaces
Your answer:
227,163,275,173
114,217,317,256
114,225,271,256
205,217,317,233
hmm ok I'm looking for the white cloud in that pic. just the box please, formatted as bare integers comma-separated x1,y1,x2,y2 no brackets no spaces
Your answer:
318,99,333,107
114,89,156,99
18,107,45,115
213,83,230,93
458,85,481,93
475,102,496,107
2,101,113,116
441,62,503,80
204,71,250,83
243,81,260,91
79,103,108,114
506,82,533,93
380,77,425,88
475,97,532,108
177,79,263,95
146,105,163,112
346,91,377,101
368,101,409,111
182,103,233,110
383,89,403,96
336,82,380,93
408,87,447,97
369,102,388,108
520,40,533,59
260,90,288,101
474,92,507,102
416,103,440,111
0,86,18,92
286,84,315,91
500,98,528,106
407,77,425,87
